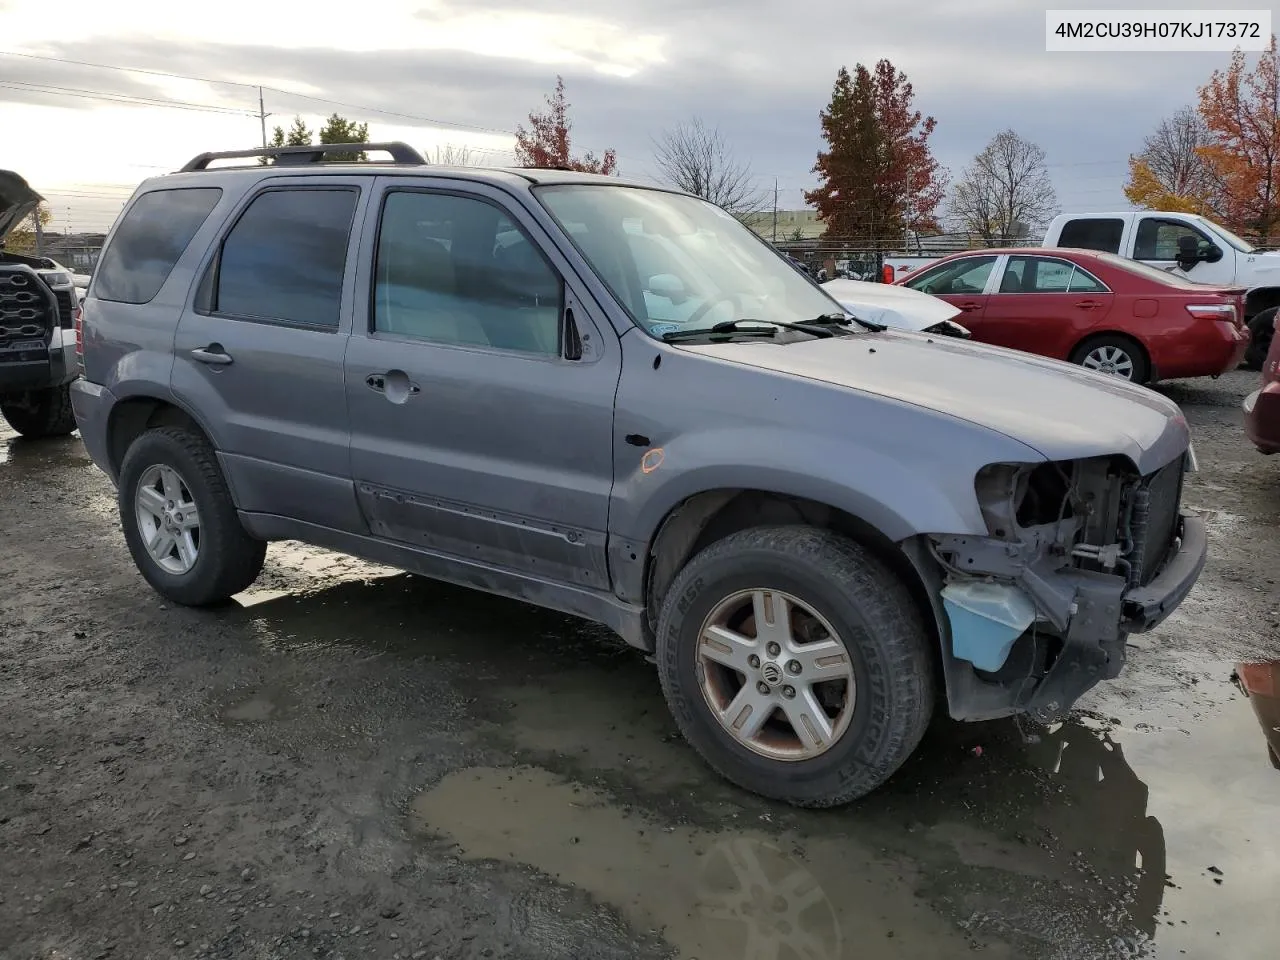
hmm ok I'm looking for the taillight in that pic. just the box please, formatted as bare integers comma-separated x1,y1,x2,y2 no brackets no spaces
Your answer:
74,304,84,376
1185,303,1238,324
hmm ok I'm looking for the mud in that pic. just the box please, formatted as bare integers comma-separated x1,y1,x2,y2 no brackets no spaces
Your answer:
2,369,1278,960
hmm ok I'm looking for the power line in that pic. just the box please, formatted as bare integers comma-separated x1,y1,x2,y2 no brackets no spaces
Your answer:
0,49,518,137
0,80,256,115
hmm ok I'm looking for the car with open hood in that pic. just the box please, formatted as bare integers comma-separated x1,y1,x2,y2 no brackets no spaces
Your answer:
72,143,1206,807
821,276,971,338
1,169,80,438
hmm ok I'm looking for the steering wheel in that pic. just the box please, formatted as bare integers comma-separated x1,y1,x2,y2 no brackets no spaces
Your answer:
685,295,738,327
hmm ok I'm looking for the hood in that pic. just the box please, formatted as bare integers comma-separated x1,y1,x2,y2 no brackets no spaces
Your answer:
0,170,43,241
821,278,961,332
685,332,1189,474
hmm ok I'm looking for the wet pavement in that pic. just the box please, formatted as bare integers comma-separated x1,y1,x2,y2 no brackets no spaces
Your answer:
1,369,1278,960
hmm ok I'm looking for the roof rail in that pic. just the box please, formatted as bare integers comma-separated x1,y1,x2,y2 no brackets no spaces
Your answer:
178,141,426,172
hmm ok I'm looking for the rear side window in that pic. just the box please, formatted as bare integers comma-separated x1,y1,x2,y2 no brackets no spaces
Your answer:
214,188,358,329
95,188,222,304
1057,218,1123,254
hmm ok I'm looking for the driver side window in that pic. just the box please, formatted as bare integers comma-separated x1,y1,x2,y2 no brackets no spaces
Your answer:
1134,219,1209,261
903,255,998,296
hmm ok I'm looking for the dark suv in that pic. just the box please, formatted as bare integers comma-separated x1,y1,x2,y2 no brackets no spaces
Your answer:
1,170,80,438
72,143,1206,806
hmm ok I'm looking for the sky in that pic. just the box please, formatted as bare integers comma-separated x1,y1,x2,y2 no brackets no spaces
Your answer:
0,0,1260,234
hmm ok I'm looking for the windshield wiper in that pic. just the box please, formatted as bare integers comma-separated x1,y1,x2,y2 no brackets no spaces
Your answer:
810,311,887,332
662,318,839,342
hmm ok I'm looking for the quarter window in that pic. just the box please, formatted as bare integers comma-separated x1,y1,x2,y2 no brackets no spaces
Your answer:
95,188,223,304
372,191,562,356
214,188,358,328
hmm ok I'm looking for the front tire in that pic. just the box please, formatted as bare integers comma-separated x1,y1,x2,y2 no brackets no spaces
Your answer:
0,384,77,438
1245,307,1277,370
118,427,266,606
655,526,935,807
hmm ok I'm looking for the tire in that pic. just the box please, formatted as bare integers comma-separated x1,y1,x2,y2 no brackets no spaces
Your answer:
0,384,77,438
1244,307,1277,371
1069,334,1150,384
655,525,936,807
117,426,266,606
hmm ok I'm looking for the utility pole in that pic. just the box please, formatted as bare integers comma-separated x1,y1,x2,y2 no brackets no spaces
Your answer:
771,178,778,243
33,209,44,257
258,86,269,148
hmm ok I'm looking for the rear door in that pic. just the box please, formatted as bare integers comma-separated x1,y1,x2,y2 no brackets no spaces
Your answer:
979,255,1114,358
898,254,999,330
343,177,621,589
171,177,370,533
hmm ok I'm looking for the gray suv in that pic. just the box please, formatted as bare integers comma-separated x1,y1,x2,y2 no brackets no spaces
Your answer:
72,142,1207,807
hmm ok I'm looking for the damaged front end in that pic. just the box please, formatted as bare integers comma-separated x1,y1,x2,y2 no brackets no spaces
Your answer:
920,451,1206,723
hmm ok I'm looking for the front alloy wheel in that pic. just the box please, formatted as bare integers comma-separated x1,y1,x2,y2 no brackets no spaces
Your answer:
698,588,856,761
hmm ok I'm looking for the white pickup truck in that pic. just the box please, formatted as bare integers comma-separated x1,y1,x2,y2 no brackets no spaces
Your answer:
1042,212,1280,368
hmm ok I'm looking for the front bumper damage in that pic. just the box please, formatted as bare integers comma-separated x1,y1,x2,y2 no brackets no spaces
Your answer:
919,453,1207,723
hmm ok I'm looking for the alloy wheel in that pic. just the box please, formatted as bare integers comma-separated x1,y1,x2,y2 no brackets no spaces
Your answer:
134,463,201,575
696,589,856,761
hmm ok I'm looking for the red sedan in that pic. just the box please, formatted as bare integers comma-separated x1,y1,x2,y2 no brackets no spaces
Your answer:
896,248,1250,384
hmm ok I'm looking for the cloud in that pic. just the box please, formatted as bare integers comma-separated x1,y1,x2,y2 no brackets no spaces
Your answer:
0,0,1246,224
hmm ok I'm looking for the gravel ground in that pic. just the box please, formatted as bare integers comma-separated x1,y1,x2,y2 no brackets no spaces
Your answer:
1,369,1277,960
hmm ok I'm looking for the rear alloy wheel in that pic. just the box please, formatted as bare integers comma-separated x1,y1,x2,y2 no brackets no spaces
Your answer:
1244,307,1277,370
118,426,266,605
655,526,935,807
0,384,77,438
1071,335,1149,383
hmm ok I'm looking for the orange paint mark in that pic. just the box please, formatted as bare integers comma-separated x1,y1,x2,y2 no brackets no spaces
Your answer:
641,447,665,474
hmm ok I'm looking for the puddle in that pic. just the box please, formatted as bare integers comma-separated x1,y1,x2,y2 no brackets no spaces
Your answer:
411,766,1012,960
0,433,89,472
216,685,296,724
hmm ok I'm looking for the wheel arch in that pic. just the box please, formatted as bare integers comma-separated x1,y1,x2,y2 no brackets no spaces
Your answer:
105,392,216,481
641,488,944,657
1245,286,1280,320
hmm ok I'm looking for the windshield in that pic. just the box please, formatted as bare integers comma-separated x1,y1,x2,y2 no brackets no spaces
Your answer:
1195,216,1255,253
534,184,847,337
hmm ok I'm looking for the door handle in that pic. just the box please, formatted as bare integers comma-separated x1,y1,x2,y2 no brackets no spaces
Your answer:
191,345,233,365
957,302,982,311
367,370,420,400
1075,300,1102,309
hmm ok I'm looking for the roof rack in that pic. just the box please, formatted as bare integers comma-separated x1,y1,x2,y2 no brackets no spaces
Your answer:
178,141,426,173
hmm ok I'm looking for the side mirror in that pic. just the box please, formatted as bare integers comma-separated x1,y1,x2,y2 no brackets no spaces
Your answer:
648,273,687,304
1176,235,1199,270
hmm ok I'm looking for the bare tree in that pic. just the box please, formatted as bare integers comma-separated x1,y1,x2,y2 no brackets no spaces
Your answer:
1123,106,1222,214
652,119,765,218
948,130,1058,243
433,144,478,165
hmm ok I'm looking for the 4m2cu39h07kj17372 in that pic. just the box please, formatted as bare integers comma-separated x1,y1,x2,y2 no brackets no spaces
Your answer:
70,142,1207,807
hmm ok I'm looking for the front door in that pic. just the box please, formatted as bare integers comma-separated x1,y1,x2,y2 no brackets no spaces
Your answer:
344,180,621,590
171,178,370,533
1132,215,1237,286
898,254,999,334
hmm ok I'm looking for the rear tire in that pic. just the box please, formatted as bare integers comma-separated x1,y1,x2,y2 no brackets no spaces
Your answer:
118,426,266,606
1070,334,1150,384
655,525,935,807
0,384,77,438
1244,307,1277,371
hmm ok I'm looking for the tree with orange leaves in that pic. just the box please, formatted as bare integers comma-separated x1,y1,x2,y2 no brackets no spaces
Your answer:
514,76,618,175
1198,35,1279,242
805,61,947,247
